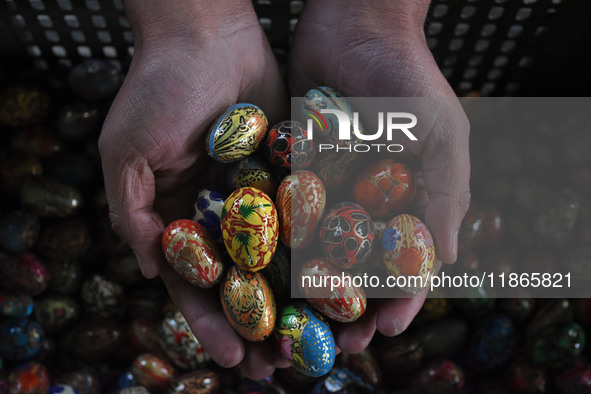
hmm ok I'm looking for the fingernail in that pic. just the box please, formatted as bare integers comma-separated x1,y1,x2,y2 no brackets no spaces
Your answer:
392,318,404,336
452,232,459,261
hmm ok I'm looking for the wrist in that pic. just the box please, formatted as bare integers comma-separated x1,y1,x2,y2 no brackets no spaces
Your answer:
303,0,430,37
123,0,259,50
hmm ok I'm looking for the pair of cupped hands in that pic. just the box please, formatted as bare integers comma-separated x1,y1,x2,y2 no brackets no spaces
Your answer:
98,0,470,379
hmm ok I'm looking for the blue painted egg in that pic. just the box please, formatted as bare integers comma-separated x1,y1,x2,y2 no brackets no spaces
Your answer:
0,294,34,317
0,318,44,360
0,211,40,253
470,313,516,369
191,188,226,242
276,304,335,377
47,384,81,394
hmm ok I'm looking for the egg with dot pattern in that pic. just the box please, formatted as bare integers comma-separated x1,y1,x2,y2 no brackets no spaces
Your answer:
275,304,335,377
191,188,226,242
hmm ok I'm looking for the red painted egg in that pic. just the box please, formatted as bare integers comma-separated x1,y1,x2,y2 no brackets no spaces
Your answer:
353,159,414,219
382,214,435,294
162,219,223,288
265,120,315,169
300,258,366,322
131,353,176,391
276,170,326,249
319,202,375,269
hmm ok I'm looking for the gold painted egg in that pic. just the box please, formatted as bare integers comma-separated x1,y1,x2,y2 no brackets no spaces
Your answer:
276,170,326,250
206,103,268,163
300,258,366,323
221,187,278,272
382,214,435,294
161,219,224,288
220,265,276,342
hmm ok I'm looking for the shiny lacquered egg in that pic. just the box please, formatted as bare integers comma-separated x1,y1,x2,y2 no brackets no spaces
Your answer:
319,202,374,269
206,103,268,163
162,219,224,288
276,303,335,377
300,258,366,322
382,214,435,293
221,187,278,272
265,120,315,169
191,188,226,242
220,265,276,342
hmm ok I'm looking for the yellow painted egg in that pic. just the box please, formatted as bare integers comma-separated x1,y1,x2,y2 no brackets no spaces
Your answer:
221,187,278,272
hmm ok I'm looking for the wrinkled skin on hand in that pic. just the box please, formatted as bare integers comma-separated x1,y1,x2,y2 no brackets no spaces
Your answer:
99,18,289,378
287,0,471,352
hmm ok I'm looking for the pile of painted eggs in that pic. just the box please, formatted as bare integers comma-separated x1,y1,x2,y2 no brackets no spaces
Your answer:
161,87,437,379
1,59,591,394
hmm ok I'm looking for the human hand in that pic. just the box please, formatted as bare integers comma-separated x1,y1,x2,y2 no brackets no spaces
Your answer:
98,0,289,379
287,0,471,349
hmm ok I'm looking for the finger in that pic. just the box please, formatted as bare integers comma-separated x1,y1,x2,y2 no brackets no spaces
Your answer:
421,104,471,264
160,266,245,368
238,340,290,380
333,304,378,354
99,151,166,279
376,296,426,337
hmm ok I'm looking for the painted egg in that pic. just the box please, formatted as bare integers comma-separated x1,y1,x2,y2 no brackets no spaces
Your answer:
527,322,585,369
261,243,291,300
34,295,80,333
470,314,515,370
10,126,64,158
56,102,102,141
119,387,150,394
533,189,579,246
0,318,44,360
276,304,335,377
131,353,176,391
158,310,211,370
107,253,143,285
0,85,51,127
6,362,50,394
162,219,224,288
47,385,81,394
226,156,278,199
526,298,572,337
277,170,326,250
20,176,83,218
498,298,535,323
319,202,374,269
382,214,435,293
56,369,100,394
220,265,276,341
554,358,591,393
0,253,48,295
221,187,278,272
310,367,375,394
0,211,39,253
119,370,139,389
413,359,465,394
168,370,220,394
418,297,452,322
46,258,82,294
68,59,122,100
68,320,124,362
265,120,315,169
340,348,381,387
506,357,547,393
415,318,468,360
0,294,33,317
378,336,424,376
191,188,226,242
206,103,268,163
36,218,91,259
353,159,415,218
127,318,162,354
0,156,43,193
300,258,366,323
81,275,124,318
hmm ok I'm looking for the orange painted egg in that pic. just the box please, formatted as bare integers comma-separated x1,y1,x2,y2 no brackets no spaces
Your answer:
276,170,326,249
353,159,415,218
161,219,223,288
300,258,366,322
382,214,435,294
221,187,278,272
220,265,276,342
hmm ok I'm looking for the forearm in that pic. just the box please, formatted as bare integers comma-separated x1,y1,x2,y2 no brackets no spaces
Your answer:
123,0,259,48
